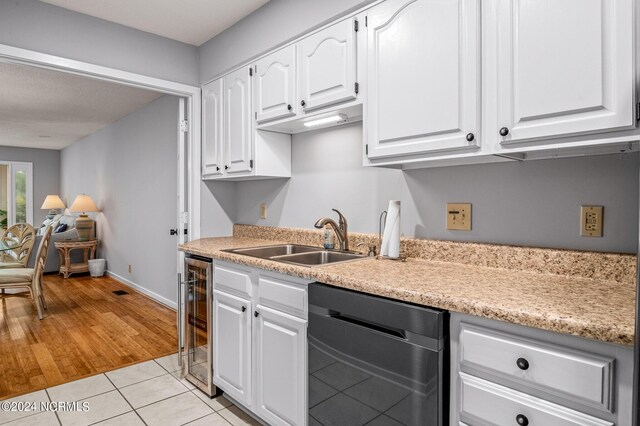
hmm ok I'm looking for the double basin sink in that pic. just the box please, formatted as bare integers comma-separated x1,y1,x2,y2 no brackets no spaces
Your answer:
223,244,367,267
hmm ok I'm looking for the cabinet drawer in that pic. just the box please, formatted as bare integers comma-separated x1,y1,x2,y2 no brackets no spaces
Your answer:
460,373,612,426
214,264,252,297
460,324,613,411
258,275,306,318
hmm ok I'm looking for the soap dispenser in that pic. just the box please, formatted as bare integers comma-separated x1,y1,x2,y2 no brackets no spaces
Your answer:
323,225,335,249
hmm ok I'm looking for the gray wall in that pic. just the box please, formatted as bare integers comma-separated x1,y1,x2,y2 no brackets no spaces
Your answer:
61,95,179,305
231,124,639,254
200,180,236,238
198,0,376,83
0,146,60,226
0,0,198,85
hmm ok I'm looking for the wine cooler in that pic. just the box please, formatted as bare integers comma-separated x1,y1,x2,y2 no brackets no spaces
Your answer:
178,255,217,396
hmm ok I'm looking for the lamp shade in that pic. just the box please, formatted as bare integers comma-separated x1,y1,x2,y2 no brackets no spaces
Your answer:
41,195,65,210
69,194,99,213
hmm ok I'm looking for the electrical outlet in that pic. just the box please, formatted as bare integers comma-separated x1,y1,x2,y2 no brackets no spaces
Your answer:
260,203,267,220
580,205,603,237
128,264,132,274
447,203,471,231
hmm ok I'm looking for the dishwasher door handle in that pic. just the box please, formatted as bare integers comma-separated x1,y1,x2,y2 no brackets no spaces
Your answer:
329,312,406,339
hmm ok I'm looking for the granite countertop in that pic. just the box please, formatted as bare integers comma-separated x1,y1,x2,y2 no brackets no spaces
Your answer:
180,236,636,346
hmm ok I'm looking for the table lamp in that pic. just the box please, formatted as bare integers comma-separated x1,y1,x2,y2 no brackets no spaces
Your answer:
69,194,99,241
41,195,66,220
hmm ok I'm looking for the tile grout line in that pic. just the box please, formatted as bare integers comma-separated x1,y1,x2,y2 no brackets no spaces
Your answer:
189,389,233,413
0,389,51,426
128,389,191,412
180,406,234,426
99,373,148,426
106,363,174,391
153,357,182,375
46,373,117,409
43,388,62,426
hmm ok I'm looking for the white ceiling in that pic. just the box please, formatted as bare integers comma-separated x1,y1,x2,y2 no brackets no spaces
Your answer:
39,0,270,46
0,62,163,150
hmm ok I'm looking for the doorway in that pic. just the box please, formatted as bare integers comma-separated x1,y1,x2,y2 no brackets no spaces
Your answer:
0,44,201,309
0,161,33,230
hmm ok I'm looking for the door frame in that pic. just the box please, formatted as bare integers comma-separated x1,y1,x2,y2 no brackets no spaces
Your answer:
0,43,202,282
0,160,33,227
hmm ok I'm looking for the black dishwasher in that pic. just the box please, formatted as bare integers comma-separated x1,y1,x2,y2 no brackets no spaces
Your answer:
308,282,447,426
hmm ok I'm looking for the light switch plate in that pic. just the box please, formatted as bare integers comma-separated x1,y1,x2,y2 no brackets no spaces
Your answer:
580,205,603,237
447,203,471,231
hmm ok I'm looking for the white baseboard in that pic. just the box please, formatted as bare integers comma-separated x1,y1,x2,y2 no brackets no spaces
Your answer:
106,270,177,310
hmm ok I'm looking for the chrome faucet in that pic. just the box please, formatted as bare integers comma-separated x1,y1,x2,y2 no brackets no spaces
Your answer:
314,209,349,251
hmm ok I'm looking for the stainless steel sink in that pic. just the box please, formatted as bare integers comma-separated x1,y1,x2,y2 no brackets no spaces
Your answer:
224,244,367,267
227,244,320,258
273,251,365,266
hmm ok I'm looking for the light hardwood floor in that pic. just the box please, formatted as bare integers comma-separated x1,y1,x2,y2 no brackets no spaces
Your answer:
0,274,177,399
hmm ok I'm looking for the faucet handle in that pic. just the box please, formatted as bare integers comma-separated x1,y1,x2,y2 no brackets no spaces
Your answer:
356,242,377,257
332,208,345,223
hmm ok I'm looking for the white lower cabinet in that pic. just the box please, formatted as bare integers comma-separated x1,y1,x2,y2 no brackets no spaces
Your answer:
460,373,612,426
254,305,307,426
212,261,310,426
213,290,252,407
450,313,633,426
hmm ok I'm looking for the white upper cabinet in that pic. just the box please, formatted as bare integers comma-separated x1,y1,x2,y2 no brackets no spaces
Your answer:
202,78,223,177
202,66,292,181
298,18,358,112
366,0,481,159
224,67,253,175
254,46,297,124
494,0,635,145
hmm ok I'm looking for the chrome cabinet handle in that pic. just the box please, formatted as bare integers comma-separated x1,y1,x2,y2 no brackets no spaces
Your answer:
499,127,510,137
241,306,246,312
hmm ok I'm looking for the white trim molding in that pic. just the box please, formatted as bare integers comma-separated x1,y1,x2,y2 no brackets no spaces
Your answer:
106,270,177,310
0,43,203,270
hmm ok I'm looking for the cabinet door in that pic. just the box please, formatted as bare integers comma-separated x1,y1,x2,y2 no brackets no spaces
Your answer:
213,290,252,406
298,18,357,112
254,305,306,426
224,67,253,175
366,0,481,159
254,46,297,123
495,0,634,145
202,78,223,178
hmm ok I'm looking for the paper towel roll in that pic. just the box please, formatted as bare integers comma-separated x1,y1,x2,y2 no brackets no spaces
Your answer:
380,200,401,258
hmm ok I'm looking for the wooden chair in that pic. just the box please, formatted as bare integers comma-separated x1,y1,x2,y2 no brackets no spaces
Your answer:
0,226,53,319
0,223,36,268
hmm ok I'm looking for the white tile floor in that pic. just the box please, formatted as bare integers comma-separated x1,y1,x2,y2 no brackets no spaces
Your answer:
0,354,261,426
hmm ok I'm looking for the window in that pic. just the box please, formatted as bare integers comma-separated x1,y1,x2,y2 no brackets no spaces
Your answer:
0,162,33,230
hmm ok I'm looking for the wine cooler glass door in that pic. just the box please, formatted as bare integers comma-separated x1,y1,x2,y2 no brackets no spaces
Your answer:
185,258,214,395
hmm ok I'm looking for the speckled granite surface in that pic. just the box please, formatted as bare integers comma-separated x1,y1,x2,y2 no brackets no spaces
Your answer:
234,225,637,284
181,228,637,346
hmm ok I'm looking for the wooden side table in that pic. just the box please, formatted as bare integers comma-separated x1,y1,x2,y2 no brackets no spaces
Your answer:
54,239,99,278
